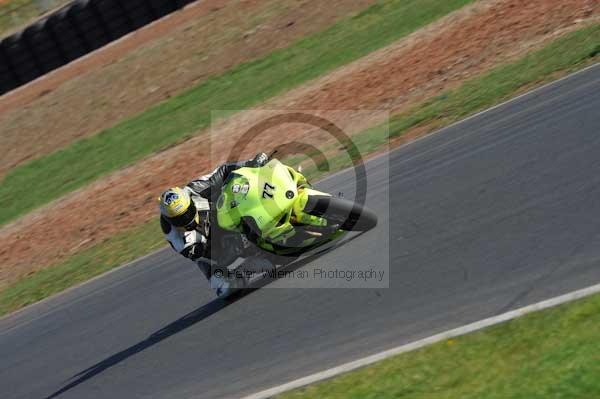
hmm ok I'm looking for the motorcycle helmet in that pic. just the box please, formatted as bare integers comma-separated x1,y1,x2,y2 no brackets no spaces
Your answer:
158,187,200,230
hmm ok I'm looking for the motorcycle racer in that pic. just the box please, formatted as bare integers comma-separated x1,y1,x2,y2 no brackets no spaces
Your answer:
158,152,269,297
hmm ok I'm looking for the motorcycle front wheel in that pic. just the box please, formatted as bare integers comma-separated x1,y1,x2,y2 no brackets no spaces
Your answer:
303,195,377,232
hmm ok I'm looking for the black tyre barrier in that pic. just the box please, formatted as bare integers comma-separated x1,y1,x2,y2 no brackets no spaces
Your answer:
0,0,197,96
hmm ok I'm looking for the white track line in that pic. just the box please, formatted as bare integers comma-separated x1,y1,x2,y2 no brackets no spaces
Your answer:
241,283,600,399
242,63,600,399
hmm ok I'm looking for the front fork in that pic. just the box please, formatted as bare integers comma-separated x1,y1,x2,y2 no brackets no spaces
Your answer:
292,188,330,227
284,165,331,228
256,176,334,253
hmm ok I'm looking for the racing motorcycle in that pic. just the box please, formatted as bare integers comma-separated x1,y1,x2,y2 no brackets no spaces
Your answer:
216,158,377,259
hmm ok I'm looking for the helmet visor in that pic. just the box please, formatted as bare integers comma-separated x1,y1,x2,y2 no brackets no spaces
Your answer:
169,201,198,227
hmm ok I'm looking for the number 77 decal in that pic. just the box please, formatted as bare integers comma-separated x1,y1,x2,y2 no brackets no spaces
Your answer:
262,182,275,199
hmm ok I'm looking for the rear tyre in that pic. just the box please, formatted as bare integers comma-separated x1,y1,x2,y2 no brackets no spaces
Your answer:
303,195,377,232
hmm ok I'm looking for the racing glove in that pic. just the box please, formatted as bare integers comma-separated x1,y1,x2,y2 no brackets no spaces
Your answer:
251,152,269,167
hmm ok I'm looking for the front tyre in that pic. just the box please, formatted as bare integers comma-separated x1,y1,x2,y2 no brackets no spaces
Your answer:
303,195,377,232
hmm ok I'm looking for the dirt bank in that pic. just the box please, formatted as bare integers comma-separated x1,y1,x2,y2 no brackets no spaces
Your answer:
0,0,597,288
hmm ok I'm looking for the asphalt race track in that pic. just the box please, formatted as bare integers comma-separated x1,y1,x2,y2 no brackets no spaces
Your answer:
2,64,600,399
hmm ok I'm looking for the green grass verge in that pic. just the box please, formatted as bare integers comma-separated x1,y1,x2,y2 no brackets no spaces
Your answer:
303,24,600,179
0,0,476,226
0,219,164,315
278,292,600,399
1,24,598,318
387,24,600,139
